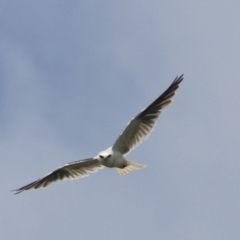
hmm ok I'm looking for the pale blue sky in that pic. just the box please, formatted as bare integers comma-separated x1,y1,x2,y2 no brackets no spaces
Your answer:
1,1,240,239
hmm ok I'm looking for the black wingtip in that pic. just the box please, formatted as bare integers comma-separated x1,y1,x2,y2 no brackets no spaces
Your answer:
174,74,184,83
11,189,23,195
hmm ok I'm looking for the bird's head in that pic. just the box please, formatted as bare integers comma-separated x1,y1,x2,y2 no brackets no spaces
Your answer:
96,149,113,162
98,153,112,160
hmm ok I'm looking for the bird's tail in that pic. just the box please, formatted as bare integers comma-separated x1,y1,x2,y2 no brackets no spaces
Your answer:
116,160,146,176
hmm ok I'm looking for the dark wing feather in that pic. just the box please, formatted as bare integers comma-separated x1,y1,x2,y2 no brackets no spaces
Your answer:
112,75,183,154
12,158,103,194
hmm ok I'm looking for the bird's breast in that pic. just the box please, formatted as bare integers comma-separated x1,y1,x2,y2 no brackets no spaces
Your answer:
102,154,125,168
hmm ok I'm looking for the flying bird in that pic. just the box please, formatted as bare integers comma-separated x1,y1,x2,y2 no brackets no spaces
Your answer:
12,74,183,194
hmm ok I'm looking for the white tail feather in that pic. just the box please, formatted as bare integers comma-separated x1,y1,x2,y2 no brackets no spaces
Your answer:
116,160,146,176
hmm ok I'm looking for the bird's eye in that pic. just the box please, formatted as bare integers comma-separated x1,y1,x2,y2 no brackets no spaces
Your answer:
107,155,111,158
99,155,104,159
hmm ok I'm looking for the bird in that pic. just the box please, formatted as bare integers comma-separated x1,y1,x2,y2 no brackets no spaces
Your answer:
12,74,183,194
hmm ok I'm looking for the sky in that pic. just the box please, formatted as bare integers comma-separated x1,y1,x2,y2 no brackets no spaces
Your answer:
1,1,240,239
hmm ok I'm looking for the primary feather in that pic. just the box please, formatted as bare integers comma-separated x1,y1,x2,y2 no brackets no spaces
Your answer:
12,158,103,194
112,74,183,154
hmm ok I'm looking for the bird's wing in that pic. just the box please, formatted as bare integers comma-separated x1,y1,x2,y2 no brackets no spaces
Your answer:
12,158,103,194
112,75,183,155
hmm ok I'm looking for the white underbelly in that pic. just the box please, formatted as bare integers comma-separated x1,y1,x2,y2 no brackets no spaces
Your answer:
102,156,125,168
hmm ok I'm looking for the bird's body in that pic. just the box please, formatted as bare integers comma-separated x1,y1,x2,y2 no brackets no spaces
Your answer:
12,75,184,194
98,148,125,168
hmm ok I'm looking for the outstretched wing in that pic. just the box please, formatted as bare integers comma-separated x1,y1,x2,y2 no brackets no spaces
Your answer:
112,75,183,155
12,158,103,194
